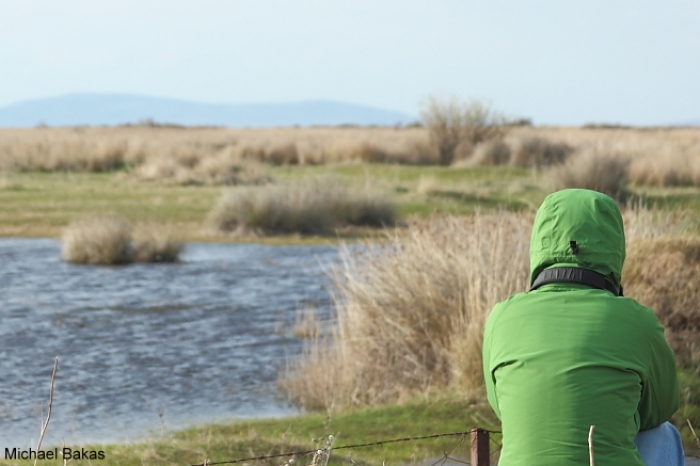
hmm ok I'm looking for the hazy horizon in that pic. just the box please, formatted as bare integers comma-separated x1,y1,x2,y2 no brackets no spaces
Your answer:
1,1,699,126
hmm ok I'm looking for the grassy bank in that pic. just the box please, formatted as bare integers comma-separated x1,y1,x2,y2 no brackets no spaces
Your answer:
3,381,698,466
0,398,501,466
0,165,542,242
3,164,699,242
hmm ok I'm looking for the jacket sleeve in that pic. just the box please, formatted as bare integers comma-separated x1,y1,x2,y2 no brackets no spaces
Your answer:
482,304,502,420
637,306,679,431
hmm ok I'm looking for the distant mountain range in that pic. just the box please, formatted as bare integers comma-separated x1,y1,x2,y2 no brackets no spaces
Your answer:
0,94,419,128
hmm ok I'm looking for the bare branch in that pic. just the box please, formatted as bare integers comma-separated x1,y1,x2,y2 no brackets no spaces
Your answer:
35,357,59,466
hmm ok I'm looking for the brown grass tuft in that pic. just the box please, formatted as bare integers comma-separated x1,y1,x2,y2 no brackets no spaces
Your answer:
510,137,573,168
549,149,630,203
61,216,182,265
624,237,700,367
266,144,300,165
61,216,133,265
471,140,511,165
280,213,532,410
282,206,698,410
629,151,700,187
132,225,183,263
421,97,507,165
208,179,396,236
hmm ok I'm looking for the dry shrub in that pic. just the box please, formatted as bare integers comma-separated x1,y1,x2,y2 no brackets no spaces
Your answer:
292,307,322,339
421,96,507,165
2,126,700,176
624,237,700,368
280,214,532,409
471,140,511,165
406,139,440,165
61,216,133,265
136,156,269,186
61,216,182,265
208,179,396,236
349,143,390,163
266,144,300,165
510,137,573,168
416,176,441,196
132,226,183,263
549,149,630,203
629,151,700,187
282,205,699,410
135,156,186,181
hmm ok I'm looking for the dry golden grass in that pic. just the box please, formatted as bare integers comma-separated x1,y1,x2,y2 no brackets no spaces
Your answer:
509,137,573,168
625,237,700,368
132,225,183,263
2,126,699,187
61,216,182,264
549,148,631,202
281,213,532,410
281,206,700,410
471,140,511,166
208,178,396,236
0,126,432,174
61,215,133,265
508,126,700,186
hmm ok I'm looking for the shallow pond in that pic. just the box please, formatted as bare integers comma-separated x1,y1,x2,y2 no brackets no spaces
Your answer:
0,238,339,448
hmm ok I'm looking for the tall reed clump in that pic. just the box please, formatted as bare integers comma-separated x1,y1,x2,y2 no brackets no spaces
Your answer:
208,179,396,236
61,216,182,265
421,96,507,165
132,225,184,263
61,216,133,265
624,235,700,369
280,213,532,410
549,149,631,203
629,151,700,187
282,206,699,411
510,137,573,168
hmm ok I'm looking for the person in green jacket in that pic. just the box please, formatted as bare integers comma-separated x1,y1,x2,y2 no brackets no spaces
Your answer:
482,189,684,465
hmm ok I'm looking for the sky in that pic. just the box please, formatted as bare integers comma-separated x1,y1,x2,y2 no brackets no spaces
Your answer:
1,0,699,126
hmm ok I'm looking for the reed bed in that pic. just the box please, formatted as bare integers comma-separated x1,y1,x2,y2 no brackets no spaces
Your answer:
549,148,631,203
281,213,532,409
1,126,699,187
208,179,396,236
61,216,133,265
510,126,700,187
281,206,700,410
0,126,433,174
61,216,182,264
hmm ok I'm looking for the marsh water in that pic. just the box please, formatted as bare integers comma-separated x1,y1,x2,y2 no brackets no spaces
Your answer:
0,238,338,448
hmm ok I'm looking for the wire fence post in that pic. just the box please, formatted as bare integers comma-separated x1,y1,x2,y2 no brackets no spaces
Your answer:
470,427,490,466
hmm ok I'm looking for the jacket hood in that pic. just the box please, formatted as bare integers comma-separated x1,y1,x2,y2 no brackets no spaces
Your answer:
530,189,625,287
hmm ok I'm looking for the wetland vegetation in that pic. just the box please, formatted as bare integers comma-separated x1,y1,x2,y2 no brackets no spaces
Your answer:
1,119,699,463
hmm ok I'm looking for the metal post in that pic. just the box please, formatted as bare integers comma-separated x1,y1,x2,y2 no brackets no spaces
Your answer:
470,428,490,466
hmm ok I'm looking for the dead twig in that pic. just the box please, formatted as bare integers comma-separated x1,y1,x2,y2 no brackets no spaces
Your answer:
588,425,595,466
35,357,59,466
687,419,700,452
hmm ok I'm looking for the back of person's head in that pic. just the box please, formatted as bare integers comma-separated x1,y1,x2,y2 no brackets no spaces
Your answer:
530,189,625,288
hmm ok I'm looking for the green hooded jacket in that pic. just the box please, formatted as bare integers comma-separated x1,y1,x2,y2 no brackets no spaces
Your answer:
482,189,679,465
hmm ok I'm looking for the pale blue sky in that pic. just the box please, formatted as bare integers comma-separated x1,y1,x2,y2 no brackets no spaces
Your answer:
1,0,699,125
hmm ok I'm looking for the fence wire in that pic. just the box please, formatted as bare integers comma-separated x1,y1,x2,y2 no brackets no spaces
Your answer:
191,428,502,466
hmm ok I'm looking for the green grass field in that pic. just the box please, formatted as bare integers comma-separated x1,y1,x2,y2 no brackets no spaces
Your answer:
4,165,698,243
0,398,501,466
2,164,699,464
3,373,698,466
0,164,552,242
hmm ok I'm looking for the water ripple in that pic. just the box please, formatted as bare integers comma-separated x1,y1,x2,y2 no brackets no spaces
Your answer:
0,238,338,448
